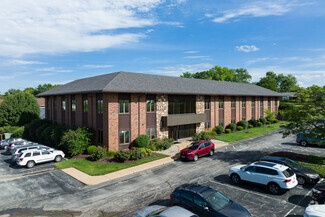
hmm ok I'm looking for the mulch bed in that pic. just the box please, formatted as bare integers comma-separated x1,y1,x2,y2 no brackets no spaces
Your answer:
71,152,166,164
269,151,308,162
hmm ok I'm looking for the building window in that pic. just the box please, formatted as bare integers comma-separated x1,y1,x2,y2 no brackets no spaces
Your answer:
252,114,255,119
119,100,129,114
231,97,236,108
242,96,246,108
71,99,76,111
97,130,103,145
97,99,103,114
242,117,246,120
268,97,271,109
205,122,210,129
62,100,66,111
275,99,278,108
146,100,155,112
218,120,224,127
204,99,210,110
168,95,195,115
83,99,88,113
252,97,255,108
219,96,224,109
146,128,155,139
260,97,264,107
231,119,236,124
53,98,57,110
119,130,130,144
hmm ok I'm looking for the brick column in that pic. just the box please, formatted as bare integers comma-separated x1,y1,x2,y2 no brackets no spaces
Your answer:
139,95,146,135
210,96,215,128
263,98,268,117
236,96,241,123
103,94,109,149
246,96,252,120
156,94,168,139
224,96,231,126
50,96,54,121
106,93,119,151
196,95,205,133
57,96,62,125
75,94,82,127
215,96,219,126
130,94,139,142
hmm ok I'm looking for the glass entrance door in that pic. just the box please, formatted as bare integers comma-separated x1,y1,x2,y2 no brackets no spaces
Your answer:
168,124,196,140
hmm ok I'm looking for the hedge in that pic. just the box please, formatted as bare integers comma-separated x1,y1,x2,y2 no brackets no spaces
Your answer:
259,117,267,125
225,129,231,134
236,126,244,131
60,128,92,156
226,123,236,131
92,147,106,161
214,126,224,134
87,145,97,155
149,138,174,151
134,135,150,148
248,118,258,127
237,120,248,129
192,132,210,141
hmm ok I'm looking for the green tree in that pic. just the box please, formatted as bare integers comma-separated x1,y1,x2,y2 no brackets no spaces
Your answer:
24,87,36,95
5,89,21,96
256,72,299,92
34,84,61,95
0,92,40,126
256,71,278,91
281,85,325,139
233,68,252,83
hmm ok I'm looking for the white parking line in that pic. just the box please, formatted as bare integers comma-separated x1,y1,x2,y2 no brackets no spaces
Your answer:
208,180,285,203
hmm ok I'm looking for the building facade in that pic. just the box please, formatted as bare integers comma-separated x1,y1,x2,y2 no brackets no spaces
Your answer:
39,72,281,151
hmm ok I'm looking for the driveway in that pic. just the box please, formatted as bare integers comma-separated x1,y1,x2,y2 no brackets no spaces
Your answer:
0,130,324,217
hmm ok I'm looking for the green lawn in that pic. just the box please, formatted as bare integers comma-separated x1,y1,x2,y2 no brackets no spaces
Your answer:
213,122,286,143
55,155,168,176
299,162,325,177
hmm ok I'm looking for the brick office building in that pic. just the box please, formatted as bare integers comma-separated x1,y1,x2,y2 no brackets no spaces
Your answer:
39,71,282,151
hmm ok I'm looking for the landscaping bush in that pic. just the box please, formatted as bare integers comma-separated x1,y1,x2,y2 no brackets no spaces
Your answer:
134,134,150,148
24,119,45,140
259,117,267,125
87,145,97,155
257,122,263,127
40,125,56,145
207,130,216,136
248,118,258,127
237,120,249,129
149,138,174,151
248,125,253,129
12,126,24,138
272,119,279,123
129,147,144,160
52,125,69,146
139,148,152,157
92,147,106,161
236,126,244,131
192,132,210,141
226,123,236,131
59,128,92,156
35,122,51,143
106,151,116,157
214,126,224,134
114,150,131,162
266,121,271,125
0,126,25,138
225,129,231,134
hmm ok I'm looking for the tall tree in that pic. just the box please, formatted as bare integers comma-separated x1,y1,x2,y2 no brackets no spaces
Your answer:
5,89,21,96
256,71,299,92
34,84,61,95
233,68,252,83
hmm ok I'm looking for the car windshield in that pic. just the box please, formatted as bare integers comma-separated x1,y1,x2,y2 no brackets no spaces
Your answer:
283,159,302,169
205,191,231,211
282,168,295,178
187,143,200,150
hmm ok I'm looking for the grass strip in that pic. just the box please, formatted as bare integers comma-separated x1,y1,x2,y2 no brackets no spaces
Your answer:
299,162,325,177
55,155,168,176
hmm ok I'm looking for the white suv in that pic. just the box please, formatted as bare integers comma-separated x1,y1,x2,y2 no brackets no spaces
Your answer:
228,161,298,195
16,149,65,168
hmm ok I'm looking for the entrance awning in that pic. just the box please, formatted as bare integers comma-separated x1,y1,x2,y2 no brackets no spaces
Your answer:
166,113,206,127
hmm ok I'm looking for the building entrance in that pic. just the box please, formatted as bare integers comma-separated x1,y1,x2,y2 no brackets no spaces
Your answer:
168,124,196,140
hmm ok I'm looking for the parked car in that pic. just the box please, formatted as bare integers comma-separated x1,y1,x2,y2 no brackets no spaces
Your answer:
312,182,325,204
260,156,320,185
304,204,325,217
11,144,52,162
6,140,36,154
1,138,25,149
180,140,215,161
134,205,199,217
297,132,325,147
228,161,298,195
170,184,251,217
16,149,65,168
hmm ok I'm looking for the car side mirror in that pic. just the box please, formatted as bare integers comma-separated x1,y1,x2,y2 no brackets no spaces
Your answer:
204,207,209,211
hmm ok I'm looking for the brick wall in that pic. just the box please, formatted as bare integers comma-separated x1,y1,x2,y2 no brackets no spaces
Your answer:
210,96,215,127
263,98,268,117
107,93,119,151
246,96,252,120
215,96,219,127
224,96,231,126
236,96,241,122
139,95,146,135
156,94,168,139
196,95,205,133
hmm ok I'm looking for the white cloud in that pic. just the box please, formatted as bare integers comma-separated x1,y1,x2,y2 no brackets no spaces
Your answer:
6,60,46,65
184,55,209,59
184,51,199,54
37,67,73,73
83,65,114,69
40,73,57,76
211,1,309,23
236,45,259,52
150,63,213,76
0,0,172,57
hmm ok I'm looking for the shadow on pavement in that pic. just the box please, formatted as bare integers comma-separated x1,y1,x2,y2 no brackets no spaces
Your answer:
149,199,171,206
288,195,312,207
212,150,268,164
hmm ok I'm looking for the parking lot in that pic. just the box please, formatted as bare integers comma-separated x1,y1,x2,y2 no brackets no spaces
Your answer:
0,131,324,217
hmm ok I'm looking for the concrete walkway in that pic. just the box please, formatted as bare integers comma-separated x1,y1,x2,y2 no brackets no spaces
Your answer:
62,139,229,185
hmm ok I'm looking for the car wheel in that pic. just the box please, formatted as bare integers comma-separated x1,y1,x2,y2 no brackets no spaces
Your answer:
209,149,214,156
268,183,281,195
297,176,306,185
26,160,35,168
193,154,199,161
231,174,241,184
300,140,308,147
55,155,62,162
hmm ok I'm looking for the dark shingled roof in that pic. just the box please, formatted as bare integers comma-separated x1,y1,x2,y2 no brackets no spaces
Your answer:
38,71,282,97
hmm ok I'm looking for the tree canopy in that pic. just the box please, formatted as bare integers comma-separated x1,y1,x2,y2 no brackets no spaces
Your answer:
0,92,40,127
255,71,299,92
281,85,325,139
24,83,61,96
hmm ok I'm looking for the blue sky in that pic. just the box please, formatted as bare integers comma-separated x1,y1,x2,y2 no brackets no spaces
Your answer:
0,0,325,93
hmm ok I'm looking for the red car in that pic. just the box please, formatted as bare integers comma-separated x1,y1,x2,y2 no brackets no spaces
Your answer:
180,140,215,161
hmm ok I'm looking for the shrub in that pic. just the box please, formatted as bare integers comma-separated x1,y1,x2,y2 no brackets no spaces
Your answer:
248,118,258,127
59,128,92,156
207,130,216,136
214,126,224,134
35,122,51,143
106,151,116,157
272,119,279,123
134,134,150,148
53,125,68,146
237,120,249,129
114,150,131,162
0,126,24,138
41,125,56,145
92,147,106,161
150,138,174,151
192,132,210,141
12,126,24,138
225,129,231,134
266,121,271,125
129,147,144,160
257,122,263,127
87,145,97,155
139,148,152,157
236,126,244,131
248,125,253,129
146,148,152,156
265,109,276,121
226,123,236,131
259,117,267,125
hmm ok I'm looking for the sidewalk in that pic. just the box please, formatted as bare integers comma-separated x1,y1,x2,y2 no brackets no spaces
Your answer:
62,140,229,186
